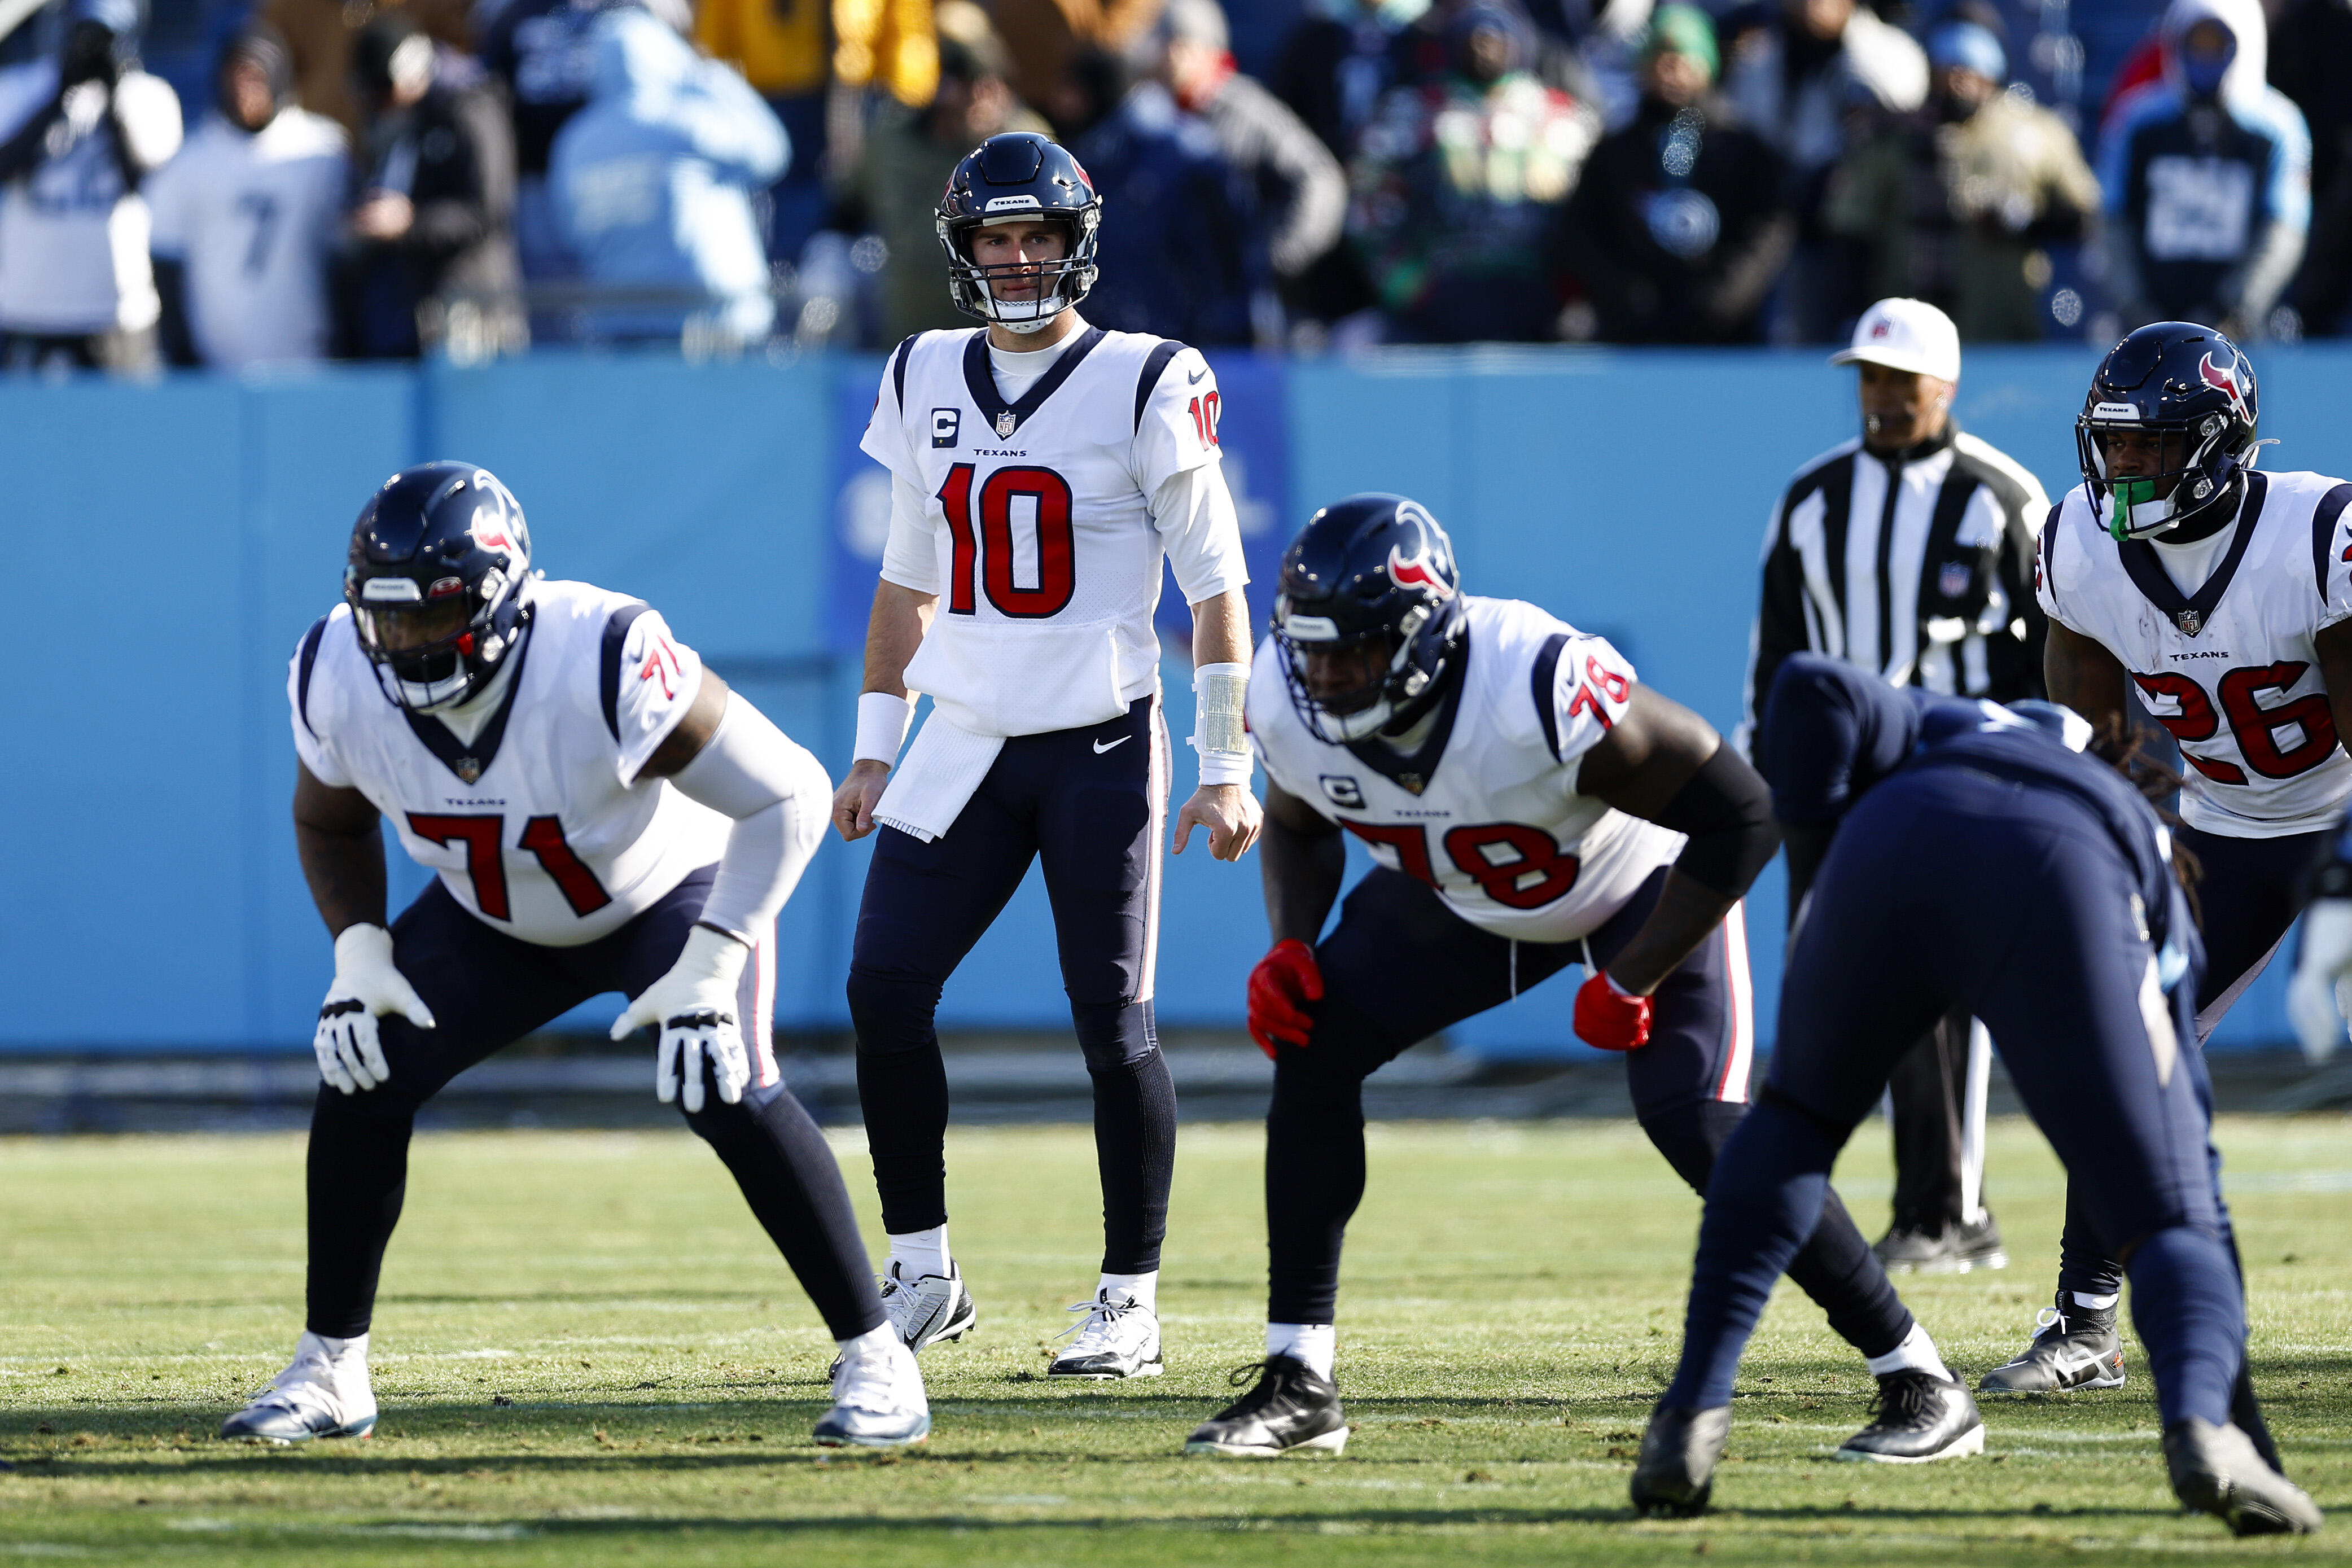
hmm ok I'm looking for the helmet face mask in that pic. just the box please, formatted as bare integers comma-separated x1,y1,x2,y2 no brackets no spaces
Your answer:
345,463,532,713
1273,496,1463,746
936,134,1102,330
2075,323,2257,542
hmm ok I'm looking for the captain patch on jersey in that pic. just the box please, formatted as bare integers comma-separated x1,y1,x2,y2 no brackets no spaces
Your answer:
1249,595,1683,944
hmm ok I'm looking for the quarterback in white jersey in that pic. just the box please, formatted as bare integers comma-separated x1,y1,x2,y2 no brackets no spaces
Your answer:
222,463,929,1453
1989,323,2352,1404
1185,495,1939,1461
831,132,1261,1384
147,27,347,369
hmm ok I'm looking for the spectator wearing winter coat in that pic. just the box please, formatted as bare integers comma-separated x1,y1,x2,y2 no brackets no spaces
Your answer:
337,10,524,358
1155,0,1346,339
853,2,1050,342
0,0,182,373
148,25,349,368
550,8,786,345
1824,20,2097,341
1347,3,1598,341
1061,50,1258,344
2101,0,2309,339
1720,0,1926,340
1558,5,1791,343
1272,0,1433,159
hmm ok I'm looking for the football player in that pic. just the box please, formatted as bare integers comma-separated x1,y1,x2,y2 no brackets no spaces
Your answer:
220,463,927,1449
1182,495,1953,1462
1633,656,2319,1538
1992,322,2352,1396
833,130,1261,1381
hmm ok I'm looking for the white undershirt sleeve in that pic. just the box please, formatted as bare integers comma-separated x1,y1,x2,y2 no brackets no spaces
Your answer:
879,472,941,595
665,694,832,943
1153,462,1249,606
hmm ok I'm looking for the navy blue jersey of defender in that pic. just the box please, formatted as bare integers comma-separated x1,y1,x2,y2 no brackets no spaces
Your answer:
1759,653,2200,993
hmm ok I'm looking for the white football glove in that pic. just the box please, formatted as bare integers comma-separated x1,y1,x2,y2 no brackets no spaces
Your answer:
612,924,751,1113
314,923,436,1094
2287,900,2352,1066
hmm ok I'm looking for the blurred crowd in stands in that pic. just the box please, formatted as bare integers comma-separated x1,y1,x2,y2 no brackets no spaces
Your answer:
0,0,2340,371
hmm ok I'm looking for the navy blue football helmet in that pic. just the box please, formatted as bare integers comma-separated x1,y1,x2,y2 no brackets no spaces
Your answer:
1273,494,1466,742
2076,322,2260,542
345,462,532,712
935,132,1101,330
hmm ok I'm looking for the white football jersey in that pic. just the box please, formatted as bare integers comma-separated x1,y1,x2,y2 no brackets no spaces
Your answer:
2039,468,2352,836
146,110,348,368
859,325,1247,737
290,579,733,945
0,63,181,332
1249,596,1685,944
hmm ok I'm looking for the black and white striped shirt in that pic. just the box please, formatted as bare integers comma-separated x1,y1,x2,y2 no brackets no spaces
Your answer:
1739,423,2051,750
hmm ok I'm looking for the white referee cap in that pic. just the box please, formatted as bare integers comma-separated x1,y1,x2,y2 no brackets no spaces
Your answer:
1830,297,1961,382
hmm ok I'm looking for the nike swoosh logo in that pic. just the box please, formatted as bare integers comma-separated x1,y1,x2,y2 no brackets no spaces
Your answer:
1188,367,1207,384
1093,735,1132,754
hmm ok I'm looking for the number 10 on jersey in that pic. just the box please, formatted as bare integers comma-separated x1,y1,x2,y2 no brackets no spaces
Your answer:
938,463,1078,618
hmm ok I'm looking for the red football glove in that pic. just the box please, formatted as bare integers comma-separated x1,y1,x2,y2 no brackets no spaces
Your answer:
1574,970,1653,1051
1247,939,1324,1059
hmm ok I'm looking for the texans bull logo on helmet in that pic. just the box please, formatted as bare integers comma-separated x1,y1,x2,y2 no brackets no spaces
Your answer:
2198,352,2250,421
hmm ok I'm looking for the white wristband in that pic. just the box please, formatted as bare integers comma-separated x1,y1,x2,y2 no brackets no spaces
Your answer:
854,690,913,766
1191,662,1252,787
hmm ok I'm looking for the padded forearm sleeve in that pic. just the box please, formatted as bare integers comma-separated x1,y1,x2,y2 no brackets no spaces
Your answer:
1654,743,1781,899
668,694,831,941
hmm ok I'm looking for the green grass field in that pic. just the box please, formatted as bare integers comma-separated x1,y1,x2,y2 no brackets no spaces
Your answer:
1,1115,2347,1565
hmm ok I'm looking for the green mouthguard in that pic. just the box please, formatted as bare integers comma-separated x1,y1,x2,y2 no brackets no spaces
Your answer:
2107,478,2160,541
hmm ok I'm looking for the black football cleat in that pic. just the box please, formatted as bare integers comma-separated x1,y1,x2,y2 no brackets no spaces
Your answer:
1978,1293,2125,1394
2165,1418,2322,1536
1183,1357,1347,1458
1630,1403,1731,1517
1950,1211,2008,1271
1835,1371,1985,1462
1872,1221,1957,1274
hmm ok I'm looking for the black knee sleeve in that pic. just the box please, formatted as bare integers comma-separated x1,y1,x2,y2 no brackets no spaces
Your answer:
1264,1048,1372,1326
305,1087,421,1339
848,968,952,1236
685,1090,884,1340
1073,1000,1174,1273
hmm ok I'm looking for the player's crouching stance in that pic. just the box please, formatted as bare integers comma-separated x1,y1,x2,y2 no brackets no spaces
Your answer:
220,463,926,1450
1185,497,1943,1460
1632,656,2319,1536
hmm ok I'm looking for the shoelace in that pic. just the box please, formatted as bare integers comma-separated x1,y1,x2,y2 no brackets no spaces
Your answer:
2033,1303,2069,1340
1215,1361,1304,1419
833,1346,917,1415
1055,1294,1144,1352
1868,1372,1943,1426
247,1363,344,1420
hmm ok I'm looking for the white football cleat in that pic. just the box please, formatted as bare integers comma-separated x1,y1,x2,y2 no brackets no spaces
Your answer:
814,1334,931,1448
1047,1290,1163,1379
219,1332,378,1444
879,1260,978,1354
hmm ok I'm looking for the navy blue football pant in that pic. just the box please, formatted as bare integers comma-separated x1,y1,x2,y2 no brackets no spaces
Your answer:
1663,764,2251,1433
2054,824,2329,1303
305,868,885,1342
848,695,1175,1274
1266,864,1911,1359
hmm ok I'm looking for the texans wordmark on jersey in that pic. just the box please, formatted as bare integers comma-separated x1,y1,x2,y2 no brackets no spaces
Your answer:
1249,596,1685,944
290,579,730,945
2039,469,2352,836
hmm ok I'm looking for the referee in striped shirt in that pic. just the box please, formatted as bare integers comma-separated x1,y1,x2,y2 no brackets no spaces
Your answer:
1740,297,2049,1276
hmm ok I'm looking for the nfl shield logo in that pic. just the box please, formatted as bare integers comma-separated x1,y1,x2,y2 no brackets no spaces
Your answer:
995,410,1017,437
455,756,483,784
1938,561,1973,599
